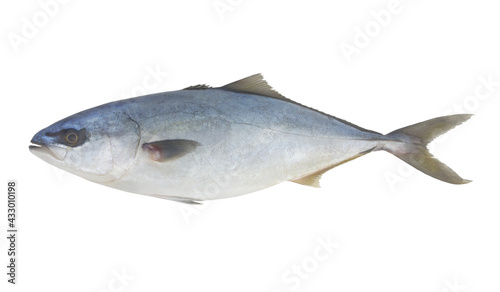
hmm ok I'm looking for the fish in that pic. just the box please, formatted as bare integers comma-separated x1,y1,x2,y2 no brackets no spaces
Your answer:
30,74,471,203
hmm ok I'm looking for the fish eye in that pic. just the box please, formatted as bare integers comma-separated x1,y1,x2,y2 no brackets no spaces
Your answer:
65,132,78,145
46,128,87,147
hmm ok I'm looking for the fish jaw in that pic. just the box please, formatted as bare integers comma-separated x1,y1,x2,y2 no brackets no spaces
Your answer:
29,129,68,161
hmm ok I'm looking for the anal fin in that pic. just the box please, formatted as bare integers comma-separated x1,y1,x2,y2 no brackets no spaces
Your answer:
292,167,334,188
291,146,376,188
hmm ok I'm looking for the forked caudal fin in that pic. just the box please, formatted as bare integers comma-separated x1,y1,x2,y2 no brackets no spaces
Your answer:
384,114,472,184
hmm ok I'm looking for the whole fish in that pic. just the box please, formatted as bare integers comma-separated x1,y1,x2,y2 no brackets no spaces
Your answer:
30,74,471,203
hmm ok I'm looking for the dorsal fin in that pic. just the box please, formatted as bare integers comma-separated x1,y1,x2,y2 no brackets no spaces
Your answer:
223,74,380,135
184,84,212,90
185,74,379,136
221,73,289,101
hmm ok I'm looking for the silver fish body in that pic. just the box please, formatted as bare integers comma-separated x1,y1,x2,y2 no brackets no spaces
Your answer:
30,74,471,202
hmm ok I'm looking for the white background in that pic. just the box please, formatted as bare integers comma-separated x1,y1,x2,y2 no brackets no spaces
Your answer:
1,0,499,291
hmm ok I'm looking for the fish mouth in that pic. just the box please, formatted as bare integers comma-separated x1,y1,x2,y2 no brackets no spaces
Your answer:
29,140,45,151
29,140,44,150
29,140,67,161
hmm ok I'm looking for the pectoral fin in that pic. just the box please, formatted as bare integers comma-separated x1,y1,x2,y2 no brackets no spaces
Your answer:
142,139,201,162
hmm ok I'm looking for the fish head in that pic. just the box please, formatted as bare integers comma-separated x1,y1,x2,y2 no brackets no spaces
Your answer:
29,106,141,184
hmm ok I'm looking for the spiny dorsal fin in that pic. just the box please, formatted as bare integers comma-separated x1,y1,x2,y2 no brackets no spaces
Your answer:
184,84,212,90
221,73,289,101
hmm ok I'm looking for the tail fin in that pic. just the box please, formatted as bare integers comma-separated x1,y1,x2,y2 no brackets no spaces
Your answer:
384,114,472,184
